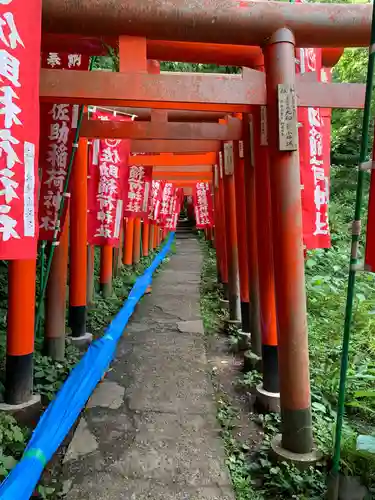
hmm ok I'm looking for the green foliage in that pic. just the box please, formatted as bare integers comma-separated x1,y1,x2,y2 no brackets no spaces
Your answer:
33,344,80,402
160,61,240,74
0,413,28,479
331,47,374,164
199,241,226,335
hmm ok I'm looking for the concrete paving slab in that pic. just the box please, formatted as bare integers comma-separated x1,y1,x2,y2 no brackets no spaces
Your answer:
67,475,234,500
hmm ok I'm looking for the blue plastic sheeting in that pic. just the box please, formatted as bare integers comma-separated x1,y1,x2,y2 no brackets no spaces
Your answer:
0,233,175,500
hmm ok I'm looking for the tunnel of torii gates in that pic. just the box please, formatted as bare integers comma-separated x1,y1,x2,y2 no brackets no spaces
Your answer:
1,0,375,465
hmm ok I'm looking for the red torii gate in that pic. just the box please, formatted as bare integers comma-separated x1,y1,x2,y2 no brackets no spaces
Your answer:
2,1,373,489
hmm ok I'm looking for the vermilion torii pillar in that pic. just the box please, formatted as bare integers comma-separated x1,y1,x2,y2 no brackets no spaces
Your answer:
70,138,91,342
252,105,280,409
123,218,134,266
264,28,315,459
217,155,229,299
233,132,250,335
222,139,241,328
44,209,70,360
120,36,148,268
100,245,113,297
242,115,262,360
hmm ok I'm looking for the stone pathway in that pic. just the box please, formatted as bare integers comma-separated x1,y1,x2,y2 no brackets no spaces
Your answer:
63,238,235,500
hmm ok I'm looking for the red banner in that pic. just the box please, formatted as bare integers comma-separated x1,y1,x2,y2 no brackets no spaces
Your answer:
165,187,183,231
87,111,130,247
39,52,89,241
193,182,214,229
0,0,41,259
124,163,152,219
159,182,175,226
297,48,331,249
148,180,163,224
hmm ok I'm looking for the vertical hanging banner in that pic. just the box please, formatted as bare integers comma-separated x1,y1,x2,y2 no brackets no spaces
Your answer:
87,110,130,247
297,48,331,250
148,180,163,224
165,187,183,231
124,162,152,218
159,182,175,226
38,52,90,241
193,182,214,229
0,0,41,259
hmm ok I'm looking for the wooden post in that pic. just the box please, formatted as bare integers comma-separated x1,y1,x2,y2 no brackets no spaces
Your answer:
133,218,142,264
218,154,229,298
123,217,134,266
5,260,37,405
222,141,241,324
44,208,70,360
70,138,89,340
87,244,95,306
265,29,313,455
233,134,250,334
142,218,150,256
149,223,155,252
253,104,279,397
119,36,148,267
242,115,262,358
100,245,113,297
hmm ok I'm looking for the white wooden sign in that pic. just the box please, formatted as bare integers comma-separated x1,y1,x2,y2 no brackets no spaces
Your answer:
238,140,244,159
224,142,234,175
278,83,298,151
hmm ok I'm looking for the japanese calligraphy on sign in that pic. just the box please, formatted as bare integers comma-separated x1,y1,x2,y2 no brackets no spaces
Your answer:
260,106,268,146
148,179,163,224
297,48,330,250
123,163,152,219
39,52,89,241
193,182,213,229
159,182,175,226
0,0,41,258
164,187,183,231
223,142,234,175
87,110,130,247
278,84,298,151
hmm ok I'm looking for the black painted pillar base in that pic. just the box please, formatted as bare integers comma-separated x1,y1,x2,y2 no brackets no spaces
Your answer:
240,301,250,333
69,305,87,338
4,353,33,405
222,282,229,300
262,344,279,394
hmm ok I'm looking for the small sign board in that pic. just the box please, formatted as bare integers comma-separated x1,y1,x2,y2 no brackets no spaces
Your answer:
239,140,244,159
278,83,298,151
224,142,234,175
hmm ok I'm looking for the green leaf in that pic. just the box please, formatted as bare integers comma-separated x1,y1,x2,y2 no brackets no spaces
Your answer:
1,455,17,470
306,259,316,269
312,402,326,413
353,390,375,398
